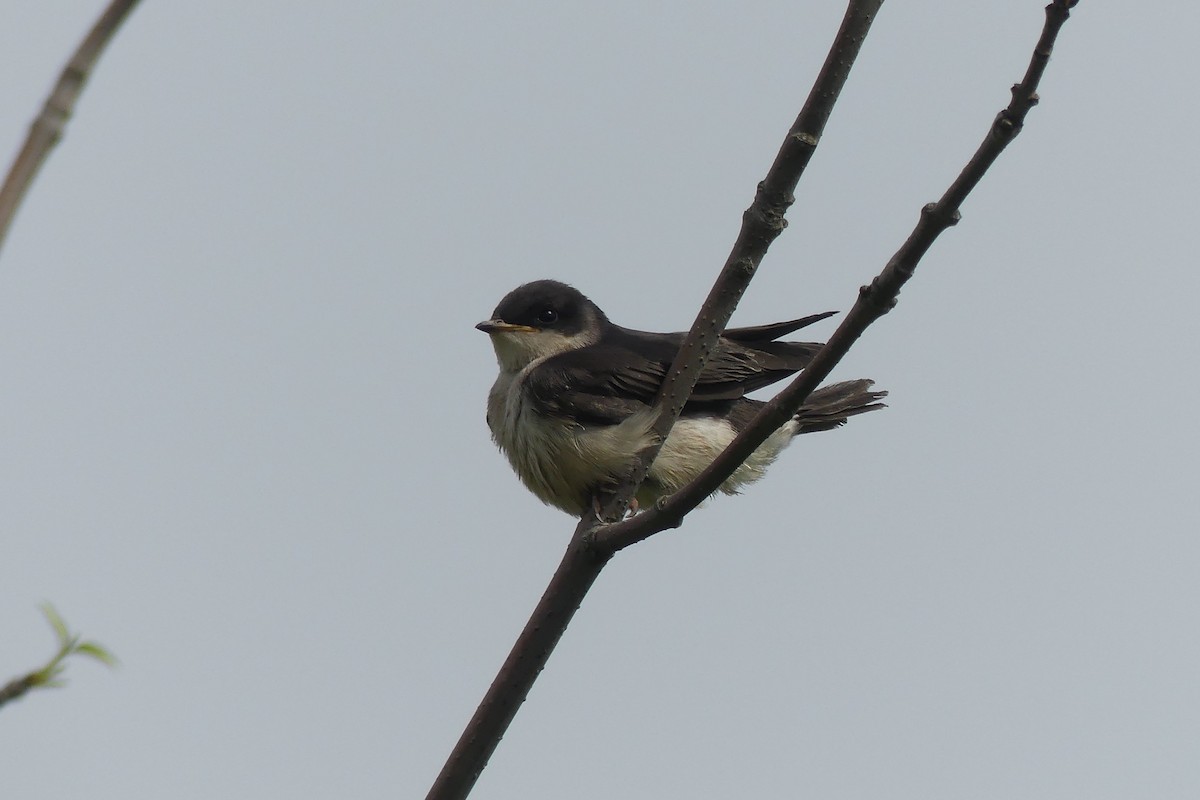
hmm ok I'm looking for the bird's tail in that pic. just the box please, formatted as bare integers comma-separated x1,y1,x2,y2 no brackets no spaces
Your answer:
794,379,887,434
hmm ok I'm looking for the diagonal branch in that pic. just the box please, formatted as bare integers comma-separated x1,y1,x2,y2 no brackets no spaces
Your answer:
596,0,1080,553
0,0,142,257
425,5,884,799
594,0,886,524
429,2,1080,797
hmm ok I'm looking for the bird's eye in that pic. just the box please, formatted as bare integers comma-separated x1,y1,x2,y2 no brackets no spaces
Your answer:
536,309,559,325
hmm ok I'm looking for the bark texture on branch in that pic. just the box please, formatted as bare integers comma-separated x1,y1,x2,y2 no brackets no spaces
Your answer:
599,0,1080,551
427,4,885,798
428,2,1080,797
0,0,142,256
596,0,886,526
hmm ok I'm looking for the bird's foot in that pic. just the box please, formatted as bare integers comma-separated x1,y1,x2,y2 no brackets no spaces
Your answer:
591,495,640,520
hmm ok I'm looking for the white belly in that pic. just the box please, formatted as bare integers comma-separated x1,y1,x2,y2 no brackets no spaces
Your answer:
487,365,800,516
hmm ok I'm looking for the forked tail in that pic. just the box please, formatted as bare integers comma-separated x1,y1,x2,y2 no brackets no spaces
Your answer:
794,379,887,434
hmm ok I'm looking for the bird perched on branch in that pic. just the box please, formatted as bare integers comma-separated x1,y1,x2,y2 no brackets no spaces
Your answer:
477,279,885,517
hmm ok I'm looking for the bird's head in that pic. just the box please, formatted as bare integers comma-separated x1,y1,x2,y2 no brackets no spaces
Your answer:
476,279,607,372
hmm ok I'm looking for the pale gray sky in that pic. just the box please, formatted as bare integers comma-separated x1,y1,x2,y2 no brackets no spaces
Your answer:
3,3,1198,798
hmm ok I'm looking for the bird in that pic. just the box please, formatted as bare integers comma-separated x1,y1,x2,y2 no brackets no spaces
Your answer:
477,279,885,517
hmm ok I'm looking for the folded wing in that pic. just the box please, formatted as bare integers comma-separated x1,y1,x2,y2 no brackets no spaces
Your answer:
524,314,834,424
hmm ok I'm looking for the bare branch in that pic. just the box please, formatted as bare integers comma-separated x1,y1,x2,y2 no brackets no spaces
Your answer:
595,0,885,524
424,541,609,800
426,5,884,799
430,2,1079,797
0,0,142,257
597,0,1080,552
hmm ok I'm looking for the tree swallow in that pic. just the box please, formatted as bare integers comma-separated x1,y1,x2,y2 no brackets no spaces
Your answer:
477,280,886,516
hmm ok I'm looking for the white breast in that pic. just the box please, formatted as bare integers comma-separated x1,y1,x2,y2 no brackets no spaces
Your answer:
486,361,655,515
486,362,800,515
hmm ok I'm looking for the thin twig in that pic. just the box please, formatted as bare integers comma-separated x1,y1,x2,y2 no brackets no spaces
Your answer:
425,5,884,799
0,604,116,712
0,675,38,709
0,0,142,257
597,0,1080,552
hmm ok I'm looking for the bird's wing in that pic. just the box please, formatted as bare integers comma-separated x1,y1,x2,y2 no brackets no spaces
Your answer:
722,311,837,343
607,324,825,401
524,345,658,426
526,331,819,425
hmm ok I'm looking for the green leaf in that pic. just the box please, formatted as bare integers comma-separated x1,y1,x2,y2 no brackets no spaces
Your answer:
74,642,118,667
39,603,69,643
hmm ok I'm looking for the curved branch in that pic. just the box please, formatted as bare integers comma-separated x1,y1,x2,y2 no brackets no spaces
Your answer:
0,0,142,257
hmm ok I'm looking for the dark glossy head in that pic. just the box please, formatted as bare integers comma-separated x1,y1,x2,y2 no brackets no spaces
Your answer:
477,280,609,371
477,280,605,336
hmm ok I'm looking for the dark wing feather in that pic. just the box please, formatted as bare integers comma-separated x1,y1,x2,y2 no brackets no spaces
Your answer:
526,312,833,424
606,323,826,402
524,345,657,426
722,311,836,343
